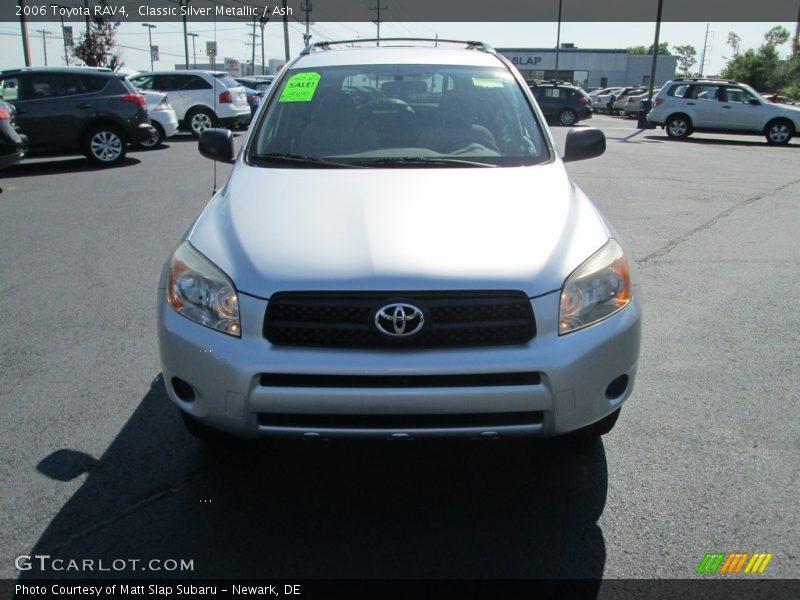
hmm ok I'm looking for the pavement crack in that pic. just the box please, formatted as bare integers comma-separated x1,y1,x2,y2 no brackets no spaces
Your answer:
637,178,800,266
41,466,210,555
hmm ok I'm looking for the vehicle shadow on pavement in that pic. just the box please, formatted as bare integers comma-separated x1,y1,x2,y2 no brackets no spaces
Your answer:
21,375,608,584
642,135,800,148
0,157,141,177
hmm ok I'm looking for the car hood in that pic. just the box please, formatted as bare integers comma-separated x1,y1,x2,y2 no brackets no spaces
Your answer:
767,102,800,116
188,162,611,298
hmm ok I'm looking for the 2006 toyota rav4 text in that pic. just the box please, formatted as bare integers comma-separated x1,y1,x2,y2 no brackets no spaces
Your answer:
157,39,642,443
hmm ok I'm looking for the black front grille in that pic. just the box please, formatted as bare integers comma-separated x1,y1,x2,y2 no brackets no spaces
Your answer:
264,291,535,348
257,411,544,429
259,372,541,388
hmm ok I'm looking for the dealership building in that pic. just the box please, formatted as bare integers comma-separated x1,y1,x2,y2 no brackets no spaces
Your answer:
496,47,678,89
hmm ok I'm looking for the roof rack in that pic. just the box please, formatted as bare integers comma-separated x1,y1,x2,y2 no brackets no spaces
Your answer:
673,77,737,84
301,38,493,55
1,66,114,74
527,79,567,86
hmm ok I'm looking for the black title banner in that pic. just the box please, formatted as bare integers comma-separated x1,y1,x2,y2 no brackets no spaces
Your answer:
4,0,800,23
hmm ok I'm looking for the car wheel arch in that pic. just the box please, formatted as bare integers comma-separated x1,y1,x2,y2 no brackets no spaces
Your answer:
763,117,795,144
81,121,128,165
665,113,693,138
185,105,218,135
80,119,130,146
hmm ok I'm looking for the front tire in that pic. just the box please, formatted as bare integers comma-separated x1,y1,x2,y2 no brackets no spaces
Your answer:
83,126,126,165
765,119,793,145
187,108,216,137
570,408,622,445
179,410,237,445
665,115,693,139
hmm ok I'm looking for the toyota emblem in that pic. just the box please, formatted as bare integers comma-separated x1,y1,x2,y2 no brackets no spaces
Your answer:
374,303,425,337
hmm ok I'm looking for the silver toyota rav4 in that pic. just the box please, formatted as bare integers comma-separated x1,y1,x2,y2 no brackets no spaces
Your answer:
157,39,642,442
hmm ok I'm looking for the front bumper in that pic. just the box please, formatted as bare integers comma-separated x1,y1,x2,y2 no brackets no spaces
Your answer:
157,288,642,439
153,111,179,138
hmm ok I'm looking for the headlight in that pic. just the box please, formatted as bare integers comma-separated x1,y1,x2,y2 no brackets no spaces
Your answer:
166,242,241,337
559,239,631,335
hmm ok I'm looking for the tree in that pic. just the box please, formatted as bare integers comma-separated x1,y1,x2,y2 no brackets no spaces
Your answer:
71,0,122,69
628,42,671,55
672,44,698,76
720,26,796,93
726,32,741,57
763,26,790,47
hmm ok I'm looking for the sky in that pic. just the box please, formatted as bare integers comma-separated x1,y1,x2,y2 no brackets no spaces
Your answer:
0,20,796,76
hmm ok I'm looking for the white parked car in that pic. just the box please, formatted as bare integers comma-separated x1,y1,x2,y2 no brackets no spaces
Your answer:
592,88,622,114
611,87,646,114
128,70,250,136
623,89,660,118
648,78,800,144
139,90,178,148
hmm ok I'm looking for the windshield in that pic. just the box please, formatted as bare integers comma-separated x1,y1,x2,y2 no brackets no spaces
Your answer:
247,63,549,167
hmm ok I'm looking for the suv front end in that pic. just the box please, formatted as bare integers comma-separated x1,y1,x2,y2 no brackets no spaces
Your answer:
158,40,642,442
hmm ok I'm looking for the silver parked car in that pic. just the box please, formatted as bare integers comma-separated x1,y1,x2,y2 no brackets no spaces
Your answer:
158,39,642,443
649,78,800,144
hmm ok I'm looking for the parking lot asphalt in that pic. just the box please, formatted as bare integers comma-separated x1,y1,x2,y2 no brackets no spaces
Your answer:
1,115,798,580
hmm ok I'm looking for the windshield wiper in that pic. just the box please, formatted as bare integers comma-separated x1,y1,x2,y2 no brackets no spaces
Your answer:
249,153,365,168
349,157,498,168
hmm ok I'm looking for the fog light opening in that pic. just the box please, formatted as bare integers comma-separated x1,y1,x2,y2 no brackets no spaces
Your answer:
605,374,628,400
172,377,197,402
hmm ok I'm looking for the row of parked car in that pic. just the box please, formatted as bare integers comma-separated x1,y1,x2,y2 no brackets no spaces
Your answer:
588,86,658,118
0,66,275,169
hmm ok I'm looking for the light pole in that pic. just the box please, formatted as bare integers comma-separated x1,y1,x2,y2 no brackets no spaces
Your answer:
554,0,562,80
142,23,156,71
188,32,199,69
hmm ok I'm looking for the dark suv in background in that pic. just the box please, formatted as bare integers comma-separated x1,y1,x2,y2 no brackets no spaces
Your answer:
0,67,154,166
528,80,593,126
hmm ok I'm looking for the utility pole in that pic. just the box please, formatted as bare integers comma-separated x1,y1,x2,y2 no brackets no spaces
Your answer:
259,18,268,75
37,29,51,66
282,0,290,61
83,0,90,37
369,1,387,45
142,23,156,71
301,1,312,46
642,0,664,128
555,0,563,79
18,0,32,67
248,18,258,75
188,32,199,69
182,0,190,69
795,4,799,48
698,23,712,77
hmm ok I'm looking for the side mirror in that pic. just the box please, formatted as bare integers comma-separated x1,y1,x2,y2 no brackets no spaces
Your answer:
749,98,761,105
563,128,606,162
198,128,235,163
